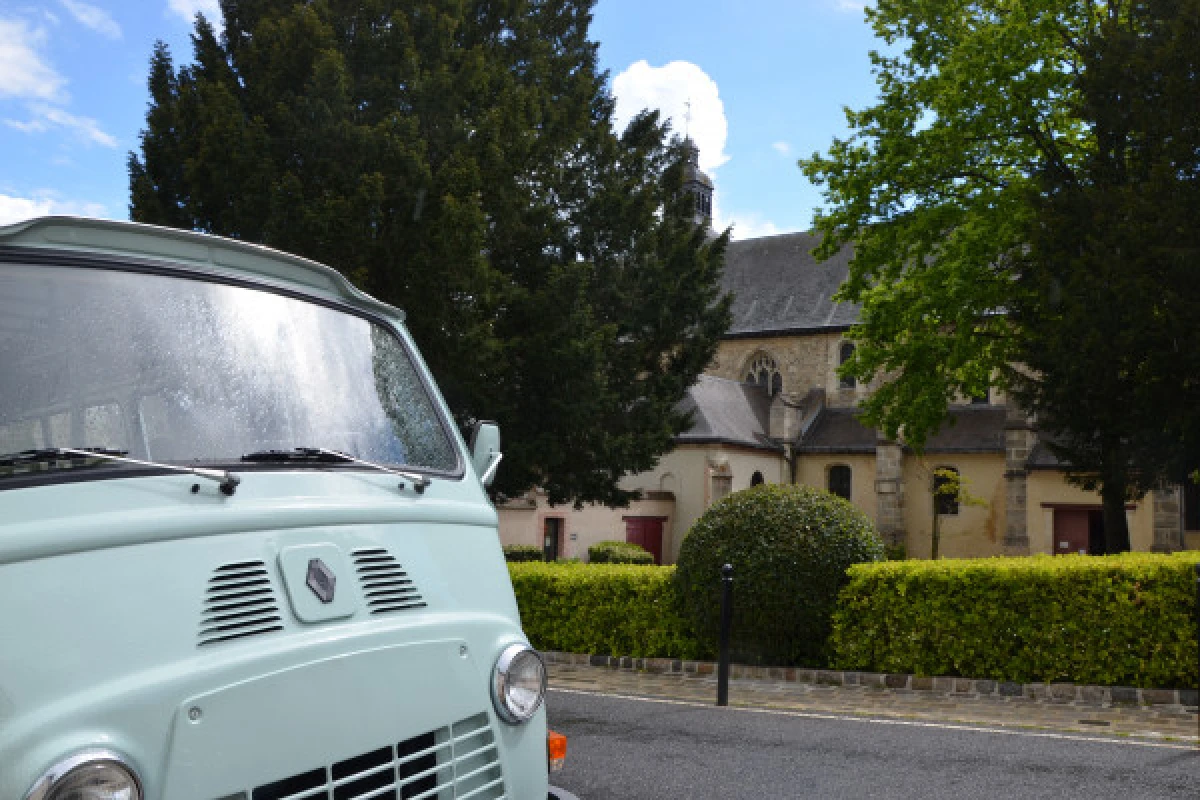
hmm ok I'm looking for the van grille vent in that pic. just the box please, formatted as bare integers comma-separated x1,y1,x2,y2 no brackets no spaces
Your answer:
245,712,505,800
198,560,284,647
352,548,427,615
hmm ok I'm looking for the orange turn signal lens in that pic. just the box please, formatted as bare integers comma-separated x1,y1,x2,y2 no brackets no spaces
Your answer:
547,730,568,773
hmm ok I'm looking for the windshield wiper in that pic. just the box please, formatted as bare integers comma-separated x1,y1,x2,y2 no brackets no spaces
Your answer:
0,447,240,495
241,447,431,494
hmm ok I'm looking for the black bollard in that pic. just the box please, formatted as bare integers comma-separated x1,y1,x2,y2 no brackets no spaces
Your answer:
717,563,733,707
1195,563,1199,746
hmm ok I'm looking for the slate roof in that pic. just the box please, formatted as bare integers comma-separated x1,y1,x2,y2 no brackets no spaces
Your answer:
720,231,860,337
1027,437,1070,469
795,408,877,453
795,406,1007,454
676,375,781,452
923,407,1008,452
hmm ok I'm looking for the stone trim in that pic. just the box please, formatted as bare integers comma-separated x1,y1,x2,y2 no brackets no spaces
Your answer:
541,651,1199,710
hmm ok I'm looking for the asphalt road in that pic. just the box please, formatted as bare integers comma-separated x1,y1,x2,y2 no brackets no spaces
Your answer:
546,688,1200,799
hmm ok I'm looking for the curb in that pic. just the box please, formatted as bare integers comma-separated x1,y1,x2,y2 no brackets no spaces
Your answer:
542,651,1200,711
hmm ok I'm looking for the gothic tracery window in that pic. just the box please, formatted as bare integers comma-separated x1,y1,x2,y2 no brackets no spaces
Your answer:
744,352,782,396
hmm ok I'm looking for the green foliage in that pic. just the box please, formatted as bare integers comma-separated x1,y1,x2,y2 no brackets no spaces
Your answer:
929,465,988,560
508,562,702,659
502,544,544,563
801,0,1200,553
830,553,1200,688
675,484,885,666
129,0,731,508
588,540,654,564
800,0,1081,448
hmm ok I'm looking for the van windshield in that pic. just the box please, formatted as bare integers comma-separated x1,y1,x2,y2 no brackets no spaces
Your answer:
0,263,458,474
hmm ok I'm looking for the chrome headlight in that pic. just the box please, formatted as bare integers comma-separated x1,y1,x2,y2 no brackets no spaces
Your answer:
491,643,547,724
25,750,142,800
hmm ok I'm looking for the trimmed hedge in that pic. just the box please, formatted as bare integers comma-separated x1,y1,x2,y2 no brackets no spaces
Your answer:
675,484,884,666
502,544,544,562
830,552,1200,688
588,540,655,564
508,562,703,659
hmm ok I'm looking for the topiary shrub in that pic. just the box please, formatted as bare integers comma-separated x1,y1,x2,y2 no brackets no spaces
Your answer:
588,540,655,564
502,544,544,562
675,484,884,666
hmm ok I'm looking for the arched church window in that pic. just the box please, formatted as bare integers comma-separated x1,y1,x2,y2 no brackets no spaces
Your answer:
744,352,783,396
933,467,961,516
828,465,852,501
838,342,857,390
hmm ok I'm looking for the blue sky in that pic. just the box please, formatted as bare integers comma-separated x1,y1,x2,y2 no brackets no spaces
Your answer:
0,0,881,238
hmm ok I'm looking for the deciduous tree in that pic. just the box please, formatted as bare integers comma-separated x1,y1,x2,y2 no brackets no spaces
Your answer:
801,0,1200,551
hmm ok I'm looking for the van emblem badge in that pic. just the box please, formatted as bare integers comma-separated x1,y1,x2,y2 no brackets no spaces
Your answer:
306,558,336,604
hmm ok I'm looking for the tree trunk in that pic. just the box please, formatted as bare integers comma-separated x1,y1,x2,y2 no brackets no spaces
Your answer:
1101,481,1131,553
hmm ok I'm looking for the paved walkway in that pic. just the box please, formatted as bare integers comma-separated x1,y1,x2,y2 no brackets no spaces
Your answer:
548,661,1200,745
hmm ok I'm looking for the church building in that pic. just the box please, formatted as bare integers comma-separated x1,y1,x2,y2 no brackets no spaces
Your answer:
498,148,1197,563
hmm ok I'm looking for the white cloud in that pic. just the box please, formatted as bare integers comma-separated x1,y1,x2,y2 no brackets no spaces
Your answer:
6,103,117,147
612,60,729,174
610,60,801,243
167,0,221,27
0,18,67,101
60,0,122,39
0,191,107,226
835,0,872,11
772,141,791,156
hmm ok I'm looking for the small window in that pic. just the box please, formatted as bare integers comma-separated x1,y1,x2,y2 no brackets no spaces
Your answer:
970,389,990,405
838,342,856,390
750,471,765,487
711,474,732,505
933,467,960,516
1185,479,1200,532
828,465,852,501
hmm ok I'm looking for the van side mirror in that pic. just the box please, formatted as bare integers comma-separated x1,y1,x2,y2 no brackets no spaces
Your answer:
469,421,502,487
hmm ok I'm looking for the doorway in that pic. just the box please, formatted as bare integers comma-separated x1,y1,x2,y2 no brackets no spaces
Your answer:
542,517,563,561
623,517,665,565
1053,508,1105,555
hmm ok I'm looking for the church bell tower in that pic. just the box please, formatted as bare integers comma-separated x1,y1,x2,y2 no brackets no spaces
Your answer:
682,137,713,228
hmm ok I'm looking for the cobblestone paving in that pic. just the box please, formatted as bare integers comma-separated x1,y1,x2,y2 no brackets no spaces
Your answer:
548,662,1200,745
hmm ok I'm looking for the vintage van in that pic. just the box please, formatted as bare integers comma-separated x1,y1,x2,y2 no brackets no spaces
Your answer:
0,217,574,800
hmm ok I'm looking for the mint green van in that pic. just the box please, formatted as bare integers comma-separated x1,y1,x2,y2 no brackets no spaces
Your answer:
0,217,574,800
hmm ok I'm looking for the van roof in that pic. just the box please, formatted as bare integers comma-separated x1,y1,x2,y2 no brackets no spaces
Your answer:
0,216,403,320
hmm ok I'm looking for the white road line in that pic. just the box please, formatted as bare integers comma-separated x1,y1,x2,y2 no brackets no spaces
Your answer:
548,687,1198,751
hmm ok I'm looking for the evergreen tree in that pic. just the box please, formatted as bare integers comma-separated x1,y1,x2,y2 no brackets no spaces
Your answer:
1011,0,1200,550
130,0,731,506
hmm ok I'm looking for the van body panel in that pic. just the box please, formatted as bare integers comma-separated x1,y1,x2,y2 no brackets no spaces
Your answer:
0,218,550,799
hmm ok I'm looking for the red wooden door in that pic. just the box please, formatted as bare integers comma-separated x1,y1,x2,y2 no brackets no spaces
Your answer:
624,517,665,565
1053,510,1091,555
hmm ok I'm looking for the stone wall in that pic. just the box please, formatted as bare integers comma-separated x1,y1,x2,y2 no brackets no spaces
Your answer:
1003,408,1036,555
1152,488,1183,553
874,439,905,546
711,333,863,408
